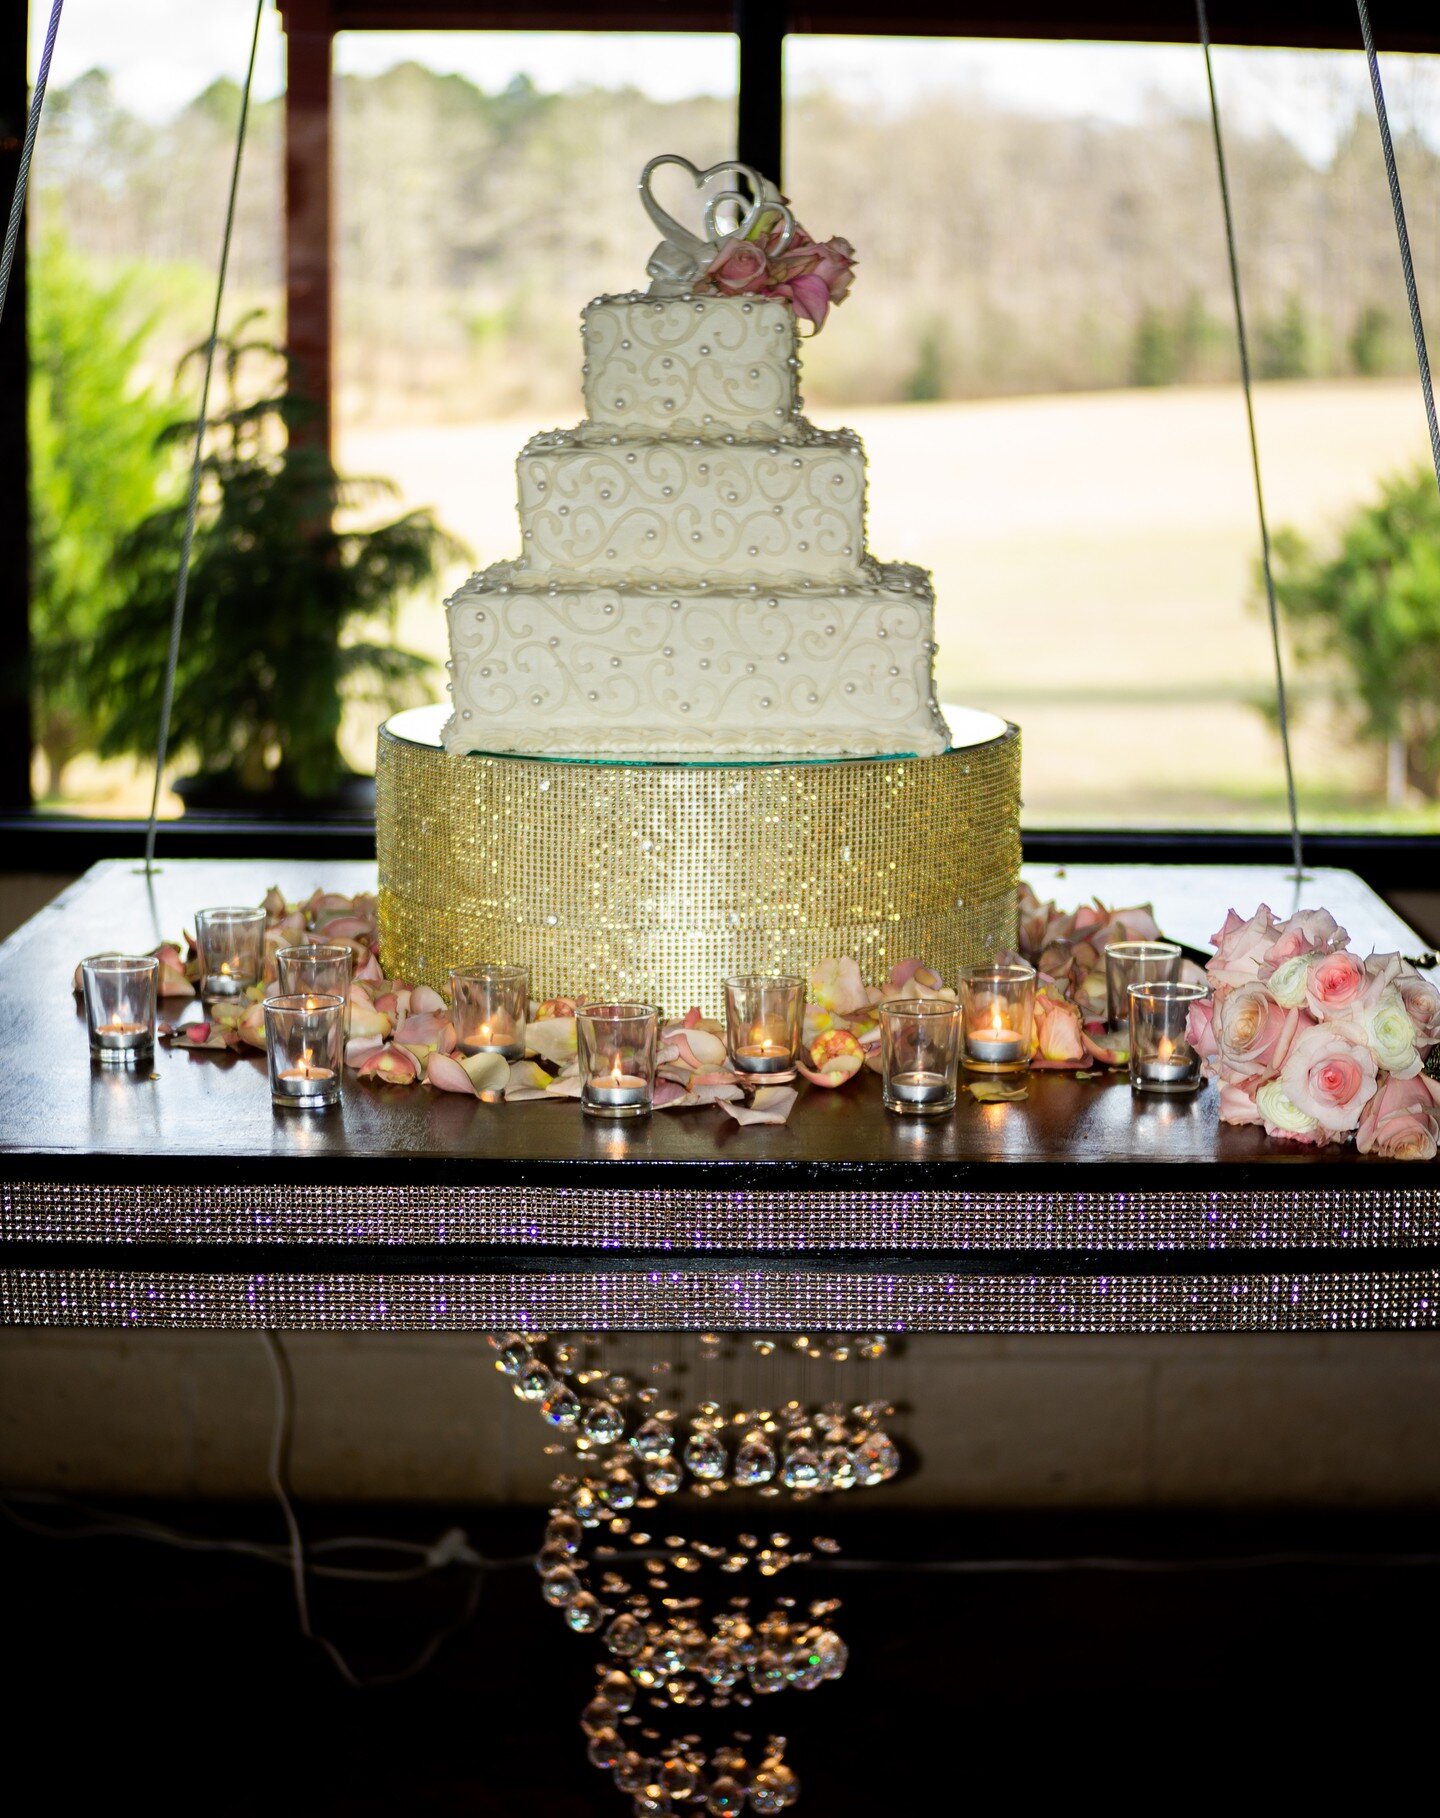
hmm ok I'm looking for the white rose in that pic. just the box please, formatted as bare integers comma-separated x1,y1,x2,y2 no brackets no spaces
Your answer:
1365,988,1421,1078
1256,1080,1319,1135
1267,954,1315,1008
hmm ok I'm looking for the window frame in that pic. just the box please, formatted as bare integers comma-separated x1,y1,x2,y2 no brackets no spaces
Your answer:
7,0,1440,883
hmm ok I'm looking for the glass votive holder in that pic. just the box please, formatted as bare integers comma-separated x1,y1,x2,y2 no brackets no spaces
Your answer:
449,963,528,1060
277,942,354,1000
1128,981,1209,1096
82,955,158,1066
960,963,1035,1073
195,905,266,1001
880,998,961,1116
576,1002,659,1119
264,992,345,1110
723,974,805,1082
1105,940,1182,1028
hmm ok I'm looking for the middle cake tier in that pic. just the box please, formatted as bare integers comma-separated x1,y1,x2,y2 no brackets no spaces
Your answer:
444,559,950,757
516,424,867,584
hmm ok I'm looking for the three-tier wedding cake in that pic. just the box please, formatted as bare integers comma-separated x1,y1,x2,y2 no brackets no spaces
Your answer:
442,280,949,758
376,158,1020,1010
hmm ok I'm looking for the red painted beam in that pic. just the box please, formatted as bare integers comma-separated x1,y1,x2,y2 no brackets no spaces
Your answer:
282,1,334,457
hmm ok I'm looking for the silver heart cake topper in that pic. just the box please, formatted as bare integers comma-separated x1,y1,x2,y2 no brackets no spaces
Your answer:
639,153,795,295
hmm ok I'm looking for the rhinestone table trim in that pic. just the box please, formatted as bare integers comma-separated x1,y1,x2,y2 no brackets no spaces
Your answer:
3,1180,1438,1250
3,1267,1436,1333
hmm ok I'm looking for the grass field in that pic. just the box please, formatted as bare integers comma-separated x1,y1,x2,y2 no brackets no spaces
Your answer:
341,375,1436,828
45,377,1433,825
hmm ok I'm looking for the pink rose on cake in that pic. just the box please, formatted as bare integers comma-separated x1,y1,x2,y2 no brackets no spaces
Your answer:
694,216,857,331
702,237,770,296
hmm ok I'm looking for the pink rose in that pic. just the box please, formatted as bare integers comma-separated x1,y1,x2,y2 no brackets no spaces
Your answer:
1278,1023,1379,1132
1187,995,1219,1064
1207,905,1281,988
1265,908,1348,968
770,230,857,329
701,237,769,296
1213,983,1302,1082
1356,1072,1440,1160
1392,963,1440,1047
1217,1081,1264,1126
1304,949,1376,1021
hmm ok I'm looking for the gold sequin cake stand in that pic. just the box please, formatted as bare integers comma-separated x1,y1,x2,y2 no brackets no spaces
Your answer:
376,705,1021,1014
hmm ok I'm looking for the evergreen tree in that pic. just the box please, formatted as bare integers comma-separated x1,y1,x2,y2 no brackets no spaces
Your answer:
83,324,467,805
1265,467,1440,797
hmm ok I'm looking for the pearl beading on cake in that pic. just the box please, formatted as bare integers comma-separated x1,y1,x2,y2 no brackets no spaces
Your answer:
443,561,950,759
581,291,802,440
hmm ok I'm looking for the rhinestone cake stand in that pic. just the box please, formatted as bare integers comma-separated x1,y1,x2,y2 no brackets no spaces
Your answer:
376,704,1021,1014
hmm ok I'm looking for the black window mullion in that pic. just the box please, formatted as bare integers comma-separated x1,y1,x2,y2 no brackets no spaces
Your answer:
736,0,787,183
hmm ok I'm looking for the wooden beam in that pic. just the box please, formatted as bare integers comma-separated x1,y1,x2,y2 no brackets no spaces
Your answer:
308,0,1438,51
0,0,32,808
737,0,787,183
282,0,335,457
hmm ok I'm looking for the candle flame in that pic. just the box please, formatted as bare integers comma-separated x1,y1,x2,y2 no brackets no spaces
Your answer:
1158,1036,1175,1060
479,1022,492,1044
219,961,232,977
750,1021,765,1047
989,1002,1004,1033
302,1046,313,1071
609,1054,624,1083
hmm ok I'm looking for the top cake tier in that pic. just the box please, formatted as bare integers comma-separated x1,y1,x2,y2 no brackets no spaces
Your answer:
582,292,801,440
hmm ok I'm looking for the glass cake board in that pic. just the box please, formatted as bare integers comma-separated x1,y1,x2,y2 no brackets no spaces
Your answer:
385,703,1010,769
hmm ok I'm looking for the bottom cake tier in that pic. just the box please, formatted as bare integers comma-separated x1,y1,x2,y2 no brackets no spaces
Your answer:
377,704,1020,1015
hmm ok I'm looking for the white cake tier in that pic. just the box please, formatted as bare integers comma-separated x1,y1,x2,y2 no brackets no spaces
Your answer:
443,560,949,758
581,292,801,440
516,425,866,585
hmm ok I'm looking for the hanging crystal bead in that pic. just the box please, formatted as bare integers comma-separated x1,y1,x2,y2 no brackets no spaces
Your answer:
684,1428,727,1481
734,1431,778,1487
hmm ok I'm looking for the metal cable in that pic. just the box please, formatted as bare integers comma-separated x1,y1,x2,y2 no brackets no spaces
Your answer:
0,0,64,328
143,0,264,873
1355,0,1440,494
1196,2,1305,879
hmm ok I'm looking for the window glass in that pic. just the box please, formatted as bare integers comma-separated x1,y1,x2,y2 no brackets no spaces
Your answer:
786,36,1440,827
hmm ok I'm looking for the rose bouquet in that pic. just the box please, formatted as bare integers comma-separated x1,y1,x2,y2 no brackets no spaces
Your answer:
1195,905,1440,1158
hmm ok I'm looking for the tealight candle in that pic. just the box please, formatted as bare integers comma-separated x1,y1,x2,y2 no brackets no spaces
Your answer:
449,963,528,1060
1105,940,1182,1030
724,975,804,1081
195,906,266,1001
1128,981,1208,1096
264,993,345,1110
277,942,354,1001
81,954,159,1066
960,963,1035,1074
881,998,961,1117
577,1002,658,1119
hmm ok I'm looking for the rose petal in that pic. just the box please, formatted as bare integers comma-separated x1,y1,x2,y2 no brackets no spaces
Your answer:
345,1034,386,1069
425,1051,477,1095
718,1086,798,1126
527,1017,580,1067
410,984,447,1015
458,1050,510,1093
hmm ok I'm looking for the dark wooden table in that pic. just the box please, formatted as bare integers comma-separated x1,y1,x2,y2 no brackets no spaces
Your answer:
2,859,1436,1333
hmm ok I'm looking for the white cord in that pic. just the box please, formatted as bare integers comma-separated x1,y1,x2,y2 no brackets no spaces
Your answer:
0,1328,532,1691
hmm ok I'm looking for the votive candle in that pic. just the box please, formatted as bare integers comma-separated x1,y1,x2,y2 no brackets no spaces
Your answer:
82,954,159,1066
